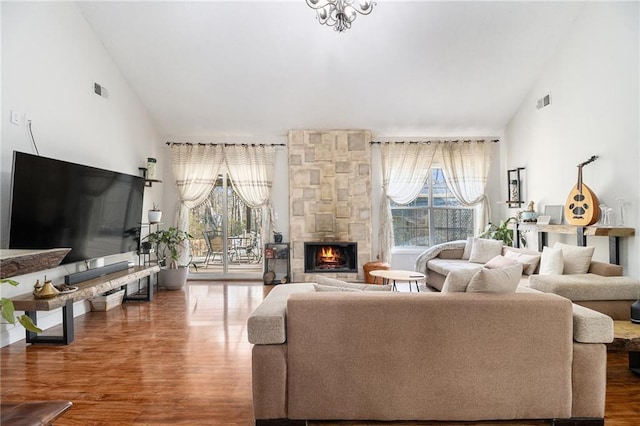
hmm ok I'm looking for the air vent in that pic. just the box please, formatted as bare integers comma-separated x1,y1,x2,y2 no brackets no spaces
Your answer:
536,93,551,109
94,82,109,99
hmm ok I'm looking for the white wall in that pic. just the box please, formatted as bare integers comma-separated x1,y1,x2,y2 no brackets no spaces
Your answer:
500,2,639,277
1,2,162,346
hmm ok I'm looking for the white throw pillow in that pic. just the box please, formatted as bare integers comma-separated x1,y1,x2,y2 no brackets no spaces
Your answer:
503,250,542,275
461,237,473,260
484,255,520,269
553,242,595,275
539,246,564,275
466,264,523,294
468,238,504,264
441,269,478,293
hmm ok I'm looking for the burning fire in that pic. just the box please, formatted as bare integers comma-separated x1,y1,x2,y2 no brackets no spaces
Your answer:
320,246,339,263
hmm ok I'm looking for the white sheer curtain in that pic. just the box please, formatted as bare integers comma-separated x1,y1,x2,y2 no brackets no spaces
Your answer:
379,142,438,262
439,141,494,234
224,145,276,249
170,144,225,248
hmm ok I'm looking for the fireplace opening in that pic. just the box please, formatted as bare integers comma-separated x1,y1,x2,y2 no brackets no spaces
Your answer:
304,242,357,273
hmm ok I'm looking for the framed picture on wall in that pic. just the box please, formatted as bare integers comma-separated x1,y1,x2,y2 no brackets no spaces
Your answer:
544,205,563,224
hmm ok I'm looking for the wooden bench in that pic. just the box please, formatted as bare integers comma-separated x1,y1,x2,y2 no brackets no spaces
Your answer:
10,265,159,345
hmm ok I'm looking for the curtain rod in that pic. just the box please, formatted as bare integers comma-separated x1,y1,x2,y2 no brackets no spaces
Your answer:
370,139,499,144
166,142,286,147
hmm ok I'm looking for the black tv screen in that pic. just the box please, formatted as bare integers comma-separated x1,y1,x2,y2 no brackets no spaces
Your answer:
9,151,145,264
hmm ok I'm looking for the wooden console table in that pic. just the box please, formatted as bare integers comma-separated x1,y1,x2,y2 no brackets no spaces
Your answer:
512,223,635,265
10,265,159,345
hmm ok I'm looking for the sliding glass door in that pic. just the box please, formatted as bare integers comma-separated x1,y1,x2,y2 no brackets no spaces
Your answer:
189,173,263,278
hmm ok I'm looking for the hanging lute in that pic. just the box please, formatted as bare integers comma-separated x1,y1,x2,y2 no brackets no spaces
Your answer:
564,155,600,226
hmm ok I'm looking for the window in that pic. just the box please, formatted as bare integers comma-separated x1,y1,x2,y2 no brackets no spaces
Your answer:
391,169,474,247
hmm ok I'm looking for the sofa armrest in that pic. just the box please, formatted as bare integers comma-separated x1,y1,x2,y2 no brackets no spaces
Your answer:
248,283,315,344
588,261,623,277
572,304,613,343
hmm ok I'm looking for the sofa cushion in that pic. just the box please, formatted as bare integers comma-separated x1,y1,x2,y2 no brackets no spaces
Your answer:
469,238,504,264
441,269,478,293
539,246,564,275
316,275,392,291
503,250,541,275
247,283,316,344
484,255,520,269
427,258,483,277
461,237,473,260
467,264,523,294
314,284,361,292
554,242,595,275
529,273,640,301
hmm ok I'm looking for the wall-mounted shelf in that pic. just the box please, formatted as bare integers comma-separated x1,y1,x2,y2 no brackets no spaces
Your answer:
505,167,525,208
0,248,71,279
139,167,162,187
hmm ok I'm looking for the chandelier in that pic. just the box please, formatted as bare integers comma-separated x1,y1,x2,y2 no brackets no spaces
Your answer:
306,0,376,32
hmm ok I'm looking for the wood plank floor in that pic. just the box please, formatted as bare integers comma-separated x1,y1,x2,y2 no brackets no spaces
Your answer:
1,281,638,425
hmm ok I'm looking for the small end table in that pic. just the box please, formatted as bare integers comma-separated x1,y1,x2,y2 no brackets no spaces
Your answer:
368,269,426,292
607,321,640,376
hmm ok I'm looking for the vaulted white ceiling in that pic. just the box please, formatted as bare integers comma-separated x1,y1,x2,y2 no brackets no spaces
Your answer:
77,1,585,140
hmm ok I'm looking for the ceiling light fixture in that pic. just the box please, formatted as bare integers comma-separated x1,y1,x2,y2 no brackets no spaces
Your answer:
306,0,375,32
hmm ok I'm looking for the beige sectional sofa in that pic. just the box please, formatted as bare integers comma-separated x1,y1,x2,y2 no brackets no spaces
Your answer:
248,283,612,425
415,239,639,320
415,239,622,291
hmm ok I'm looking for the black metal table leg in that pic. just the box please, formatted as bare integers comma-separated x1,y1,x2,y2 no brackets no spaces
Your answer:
629,351,640,376
26,299,74,345
538,232,547,251
123,275,154,302
609,236,621,265
576,227,587,246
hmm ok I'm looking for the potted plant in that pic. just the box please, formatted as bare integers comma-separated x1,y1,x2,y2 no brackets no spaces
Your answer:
479,217,527,247
148,203,162,224
146,227,194,290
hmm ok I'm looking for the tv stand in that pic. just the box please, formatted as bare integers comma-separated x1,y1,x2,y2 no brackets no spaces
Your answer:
10,265,159,345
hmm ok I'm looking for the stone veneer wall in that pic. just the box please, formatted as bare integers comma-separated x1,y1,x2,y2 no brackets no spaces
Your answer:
288,130,372,282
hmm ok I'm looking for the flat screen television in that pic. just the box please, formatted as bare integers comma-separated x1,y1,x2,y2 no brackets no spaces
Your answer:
9,151,145,264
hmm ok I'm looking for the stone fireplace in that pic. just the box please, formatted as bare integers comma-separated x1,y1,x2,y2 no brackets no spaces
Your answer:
304,242,358,274
288,130,372,282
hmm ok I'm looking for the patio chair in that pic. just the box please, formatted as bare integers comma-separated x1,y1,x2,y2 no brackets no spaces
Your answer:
203,231,224,266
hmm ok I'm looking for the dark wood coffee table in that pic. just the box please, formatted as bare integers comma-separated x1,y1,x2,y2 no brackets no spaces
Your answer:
607,321,640,376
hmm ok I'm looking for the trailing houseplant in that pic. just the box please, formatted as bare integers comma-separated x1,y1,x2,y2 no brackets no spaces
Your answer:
145,227,195,290
1,279,42,333
479,217,527,247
